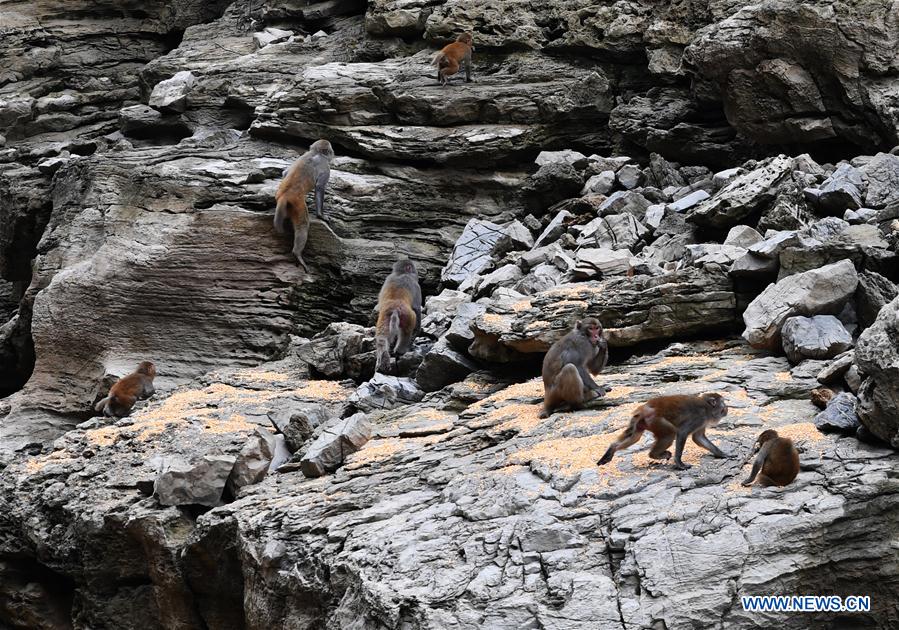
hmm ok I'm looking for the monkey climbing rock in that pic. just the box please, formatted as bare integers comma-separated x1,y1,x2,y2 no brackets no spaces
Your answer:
274,138,335,271
95,361,157,418
374,258,422,374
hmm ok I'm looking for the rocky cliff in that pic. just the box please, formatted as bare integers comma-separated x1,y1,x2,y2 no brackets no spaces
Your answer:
1,1,898,629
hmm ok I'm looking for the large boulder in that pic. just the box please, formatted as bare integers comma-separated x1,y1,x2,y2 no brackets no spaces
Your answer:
300,413,372,478
855,296,899,446
154,455,237,508
781,315,853,363
814,392,860,434
742,260,858,350
687,156,793,228
442,219,506,285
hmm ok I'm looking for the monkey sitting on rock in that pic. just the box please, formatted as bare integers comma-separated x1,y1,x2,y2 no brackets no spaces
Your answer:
274,138,335,271
597,393,730,470
431,33,474,86
741,429,799,487
540,318,608,418
95,361,156,418
374,259,422,374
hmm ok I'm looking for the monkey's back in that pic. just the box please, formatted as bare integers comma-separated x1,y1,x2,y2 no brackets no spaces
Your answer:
276,154,316,204
377,280,416,329
437,42,470,65
763,438,800,486
109,372,145,408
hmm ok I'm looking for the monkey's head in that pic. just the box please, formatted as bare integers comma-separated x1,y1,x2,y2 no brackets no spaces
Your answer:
310,139,335,161
393,258,417,276
757,429,779,445
457,32,474,49
576,318,603,346
136,361,156,377
700,392,728,421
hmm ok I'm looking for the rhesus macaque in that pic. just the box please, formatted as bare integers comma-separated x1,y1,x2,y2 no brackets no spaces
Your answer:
597,393,729,470
540,318,608,418
431,33,474,86
95,361,156,418
741,429,799,487
374,259,422,373
274,139,335,271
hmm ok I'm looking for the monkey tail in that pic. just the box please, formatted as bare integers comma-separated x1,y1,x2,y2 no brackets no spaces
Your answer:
94,396,110,413
274,197,290,233
431,51,447,67
387,310,400,348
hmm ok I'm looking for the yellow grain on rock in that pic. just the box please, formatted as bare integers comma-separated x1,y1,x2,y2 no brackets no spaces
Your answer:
85,426,119,448
232,369,291,383
469,379,543,411
292,380,348,401
346,438,405,466
347,434,444,468
22,452,75,474
491,403,545,433
774,372,792,382
511,299,533,312
506,434,622,475
481,313,508,326
776,422,826,443
525,320,550,331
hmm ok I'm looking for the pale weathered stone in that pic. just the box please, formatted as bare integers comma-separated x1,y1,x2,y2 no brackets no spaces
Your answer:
742,260,858,350
300,413,372,478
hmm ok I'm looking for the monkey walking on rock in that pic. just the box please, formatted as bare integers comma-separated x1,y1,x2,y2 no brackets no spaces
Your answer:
540,318,609,418
597,393,730,470
431,33,474,86
95,361,156,418
274,138,335,271
374,259,422,374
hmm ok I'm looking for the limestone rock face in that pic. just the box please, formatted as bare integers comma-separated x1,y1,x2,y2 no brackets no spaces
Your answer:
3,343,898,629
2,0,899,628
855,296,899,447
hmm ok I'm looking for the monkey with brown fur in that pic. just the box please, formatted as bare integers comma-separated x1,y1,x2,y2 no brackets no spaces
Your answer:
95,361,156,418
540,318,608,418
431,33,474,86
597,393,729,470
741,429,799,487
374,259,422,374
274,139,335,271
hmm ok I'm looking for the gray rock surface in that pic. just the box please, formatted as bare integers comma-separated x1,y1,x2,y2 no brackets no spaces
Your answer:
814,392,860,434
155,454,237,507
855,296,899,447
688,156,793,228
2,1,899,628
300,412,372,478
3,341,896,629
742,260,859,350
781,315,853,363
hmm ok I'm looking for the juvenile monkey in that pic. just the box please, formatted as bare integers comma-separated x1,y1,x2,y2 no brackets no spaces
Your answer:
431,33,474,86
741,429,799,487
597,393,729,470
274,139,335,271
374,259,422,374
95,361,156,418
540,318,608,418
